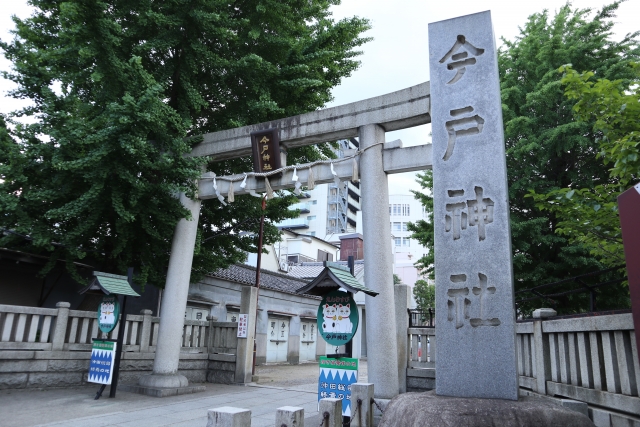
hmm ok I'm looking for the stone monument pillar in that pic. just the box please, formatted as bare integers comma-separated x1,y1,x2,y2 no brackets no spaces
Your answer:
139,192,202,389
359,123,400,399
428,11,518,400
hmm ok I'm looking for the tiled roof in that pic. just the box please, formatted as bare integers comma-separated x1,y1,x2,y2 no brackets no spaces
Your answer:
207,264,319,299
288,262,364,280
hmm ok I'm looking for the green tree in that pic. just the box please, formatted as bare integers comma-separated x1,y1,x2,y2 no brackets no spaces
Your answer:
413,279,435,313
0,0,370,287
499,2,638,314
530,64,639,269
393,274,402,285
407,170,434,281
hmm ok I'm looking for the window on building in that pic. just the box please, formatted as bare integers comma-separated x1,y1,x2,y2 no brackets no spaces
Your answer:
402,222,409,231
389,204,410,217
394,237,402,247
392,222,402,232
311,200,318,204
403,238,411,247
307,215,316,221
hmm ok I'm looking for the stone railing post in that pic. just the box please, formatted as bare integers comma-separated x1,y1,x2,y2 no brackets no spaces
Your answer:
235,286,258,384
394,284,409,394
207,315,215,354
207,407,251,427
275,406,304,427
532,308,556,395
350,383,374,427
139,309,153,353
319,398,342,427
51,302,70,351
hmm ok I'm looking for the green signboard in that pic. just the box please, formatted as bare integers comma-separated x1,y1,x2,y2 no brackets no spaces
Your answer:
317,290,359,346
97,295,120,334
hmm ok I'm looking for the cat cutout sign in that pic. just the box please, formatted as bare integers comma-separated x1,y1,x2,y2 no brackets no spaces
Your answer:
317,290,359,346
98,295,120,334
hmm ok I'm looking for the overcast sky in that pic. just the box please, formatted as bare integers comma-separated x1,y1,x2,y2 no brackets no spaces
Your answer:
1,0,638,195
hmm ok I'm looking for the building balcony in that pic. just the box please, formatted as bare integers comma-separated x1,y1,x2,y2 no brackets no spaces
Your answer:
276,218,309,229
347,197,360,212
289,202,310,213
347,210,358,226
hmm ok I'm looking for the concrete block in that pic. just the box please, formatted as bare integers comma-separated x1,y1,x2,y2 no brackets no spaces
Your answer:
0,351,35,360
590,408,612,427
429,11,518,400
47,359,90,372
119,383,206,398
209,361,237,372
27,372,84,388
33,351,91,360
209,353,237,363
560,399,589,418
118,359,155,371
207,407,251,427
276,406,304,427
533,308,557,319
122,352,156,360
0,373,28,389
0,360,48,373
319,398,342,427
177,360,209,370
207,370,235,384
351,383,374,427
176,352,209,360
611,413,640,427
181,370,207,384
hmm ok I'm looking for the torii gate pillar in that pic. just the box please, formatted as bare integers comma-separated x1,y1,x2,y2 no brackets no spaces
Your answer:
139,192,202,390
359,124,400,398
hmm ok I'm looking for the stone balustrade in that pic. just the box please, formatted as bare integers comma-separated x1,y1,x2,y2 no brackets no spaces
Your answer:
406,311,639,426
0,302,240,389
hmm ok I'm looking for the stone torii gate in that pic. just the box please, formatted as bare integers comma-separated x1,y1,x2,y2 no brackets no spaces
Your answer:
138,82,432,399
139,11,519,402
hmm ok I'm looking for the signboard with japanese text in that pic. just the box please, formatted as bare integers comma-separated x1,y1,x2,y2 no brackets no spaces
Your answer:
250,129,282,174
88,340,116,385
237,313,248,338
318,357,358,416
97,295,120,334
317,290,358,347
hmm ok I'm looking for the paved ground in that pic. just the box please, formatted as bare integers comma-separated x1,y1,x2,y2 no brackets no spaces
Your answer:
0,361,368,427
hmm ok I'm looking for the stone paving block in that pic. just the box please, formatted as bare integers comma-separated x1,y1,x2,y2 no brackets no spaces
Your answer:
115,414,181,427
250,416,275,427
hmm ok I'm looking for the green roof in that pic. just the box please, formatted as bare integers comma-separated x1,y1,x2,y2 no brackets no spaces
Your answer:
296,266,378,297
79,271,140,296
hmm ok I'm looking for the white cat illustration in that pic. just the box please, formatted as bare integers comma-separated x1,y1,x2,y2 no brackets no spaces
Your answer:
322,303,338,332
336,303,353,333
100,302,115,324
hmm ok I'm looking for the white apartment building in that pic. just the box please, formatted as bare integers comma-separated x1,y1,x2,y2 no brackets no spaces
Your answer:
389,193,430,286
275,139,361,243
